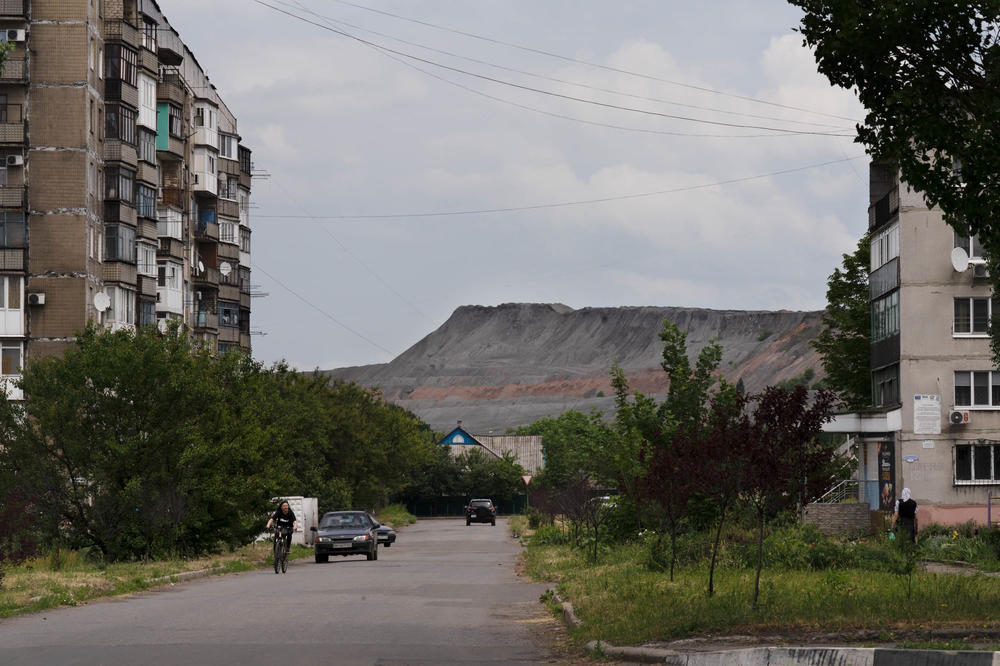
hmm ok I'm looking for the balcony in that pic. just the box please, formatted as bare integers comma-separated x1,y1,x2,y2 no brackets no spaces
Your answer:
103,20,139,48
0,0,24,16
868,186,899,230
104,201,137,225
104,139,138,165
195,310,218,330
191,170,217,196
157,73,186,106
0,58,25,82
157,236,185,260
0,186,22,208
192,126,218,149
193,266,219,285
196,211,219,240
159,187,185,211
105,79,139,108
138,274,157,298
869,258,899,300
102,261,137,286
0,104,24,144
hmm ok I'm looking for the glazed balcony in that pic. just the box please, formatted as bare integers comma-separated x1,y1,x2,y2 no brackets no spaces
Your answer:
868,186,899,231
0,104,24,144
103,20,139,48
0,186,23,208
0,0,25,17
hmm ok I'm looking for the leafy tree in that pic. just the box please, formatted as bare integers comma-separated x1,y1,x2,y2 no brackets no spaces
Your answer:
744,385,844,609
789,1,1000,362
454,447,525,501
811,233,871,409
638,433,700,581
398,444,463,504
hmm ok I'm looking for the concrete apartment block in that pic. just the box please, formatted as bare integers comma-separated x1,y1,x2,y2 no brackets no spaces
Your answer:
0,0,254,399
827,162,1000,528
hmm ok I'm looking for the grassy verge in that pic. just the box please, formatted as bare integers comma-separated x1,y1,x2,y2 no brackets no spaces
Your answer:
0,541,313,619
523,541,1000,646
375,503,417,528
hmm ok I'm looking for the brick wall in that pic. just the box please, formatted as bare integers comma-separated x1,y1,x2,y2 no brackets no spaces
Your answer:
28,213,87,272
32,0,88,22
28,151,86,210
29,23,87,84
25,276,87,339
803,503,873,537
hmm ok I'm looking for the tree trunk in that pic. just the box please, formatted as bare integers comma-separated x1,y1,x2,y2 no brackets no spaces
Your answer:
669,527,677,582
708,502,727,597
752,510,765,610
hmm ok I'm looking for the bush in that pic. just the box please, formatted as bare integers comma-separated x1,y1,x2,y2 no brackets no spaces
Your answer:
525,507,553,530
532,525,570,546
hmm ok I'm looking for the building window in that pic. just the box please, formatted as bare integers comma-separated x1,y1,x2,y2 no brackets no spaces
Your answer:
239,266,251,294
873,364,899,408
141,17,157,52
954,297,994,336
106,104,137,145
0,212,25,248
955,232,985,261
168,104,182,138
239,227,251,253
105,286,136,325
0,276,22,310
105,166,135,203
870,223,899,271
139,299,156,327
239,146,251,174
157,262,180,289
219,134,236,160
105,44,138,87
871,291,899,342
138,242,156,276
220,220,236,244
1,340,21,376
954,371,1000,408
137,184,156,219
138,128,156,164
219,301,239,328
138,73,157,129
104,224,136,263
955,442,1000,484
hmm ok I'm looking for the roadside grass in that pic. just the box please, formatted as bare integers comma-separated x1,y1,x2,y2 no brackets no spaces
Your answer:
375,503,417,528
524,542,1000,646
508,515,529,539
0,541,312,619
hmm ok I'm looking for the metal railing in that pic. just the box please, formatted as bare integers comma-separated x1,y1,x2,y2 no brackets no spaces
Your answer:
868,187,899,230
816,479,877,508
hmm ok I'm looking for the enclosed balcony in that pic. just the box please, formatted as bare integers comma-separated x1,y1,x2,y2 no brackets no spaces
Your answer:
868,186,899,231
0,0,25,17
0,104,24,144
0,58,25,82
103,20,139,48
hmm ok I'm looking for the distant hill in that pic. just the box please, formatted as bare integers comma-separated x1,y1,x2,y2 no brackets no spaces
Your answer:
324,303,826,433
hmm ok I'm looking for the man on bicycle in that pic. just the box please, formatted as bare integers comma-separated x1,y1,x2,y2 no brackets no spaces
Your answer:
266,500,297,554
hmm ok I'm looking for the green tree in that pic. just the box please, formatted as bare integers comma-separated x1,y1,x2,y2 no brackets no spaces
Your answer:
811,233,871,409
0,325,281,560
789,1,1000,362
454,447,524,501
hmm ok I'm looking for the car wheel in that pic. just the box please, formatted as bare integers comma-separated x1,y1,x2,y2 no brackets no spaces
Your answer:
385,542,391,547
491,519,496,526
315,554,328,564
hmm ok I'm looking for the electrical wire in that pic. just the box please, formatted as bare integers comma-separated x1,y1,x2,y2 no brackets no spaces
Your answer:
282,0,850,131
252,261,397,356
269,177,432,323
325,0,863,123
254,1,854,137
255,155,867,220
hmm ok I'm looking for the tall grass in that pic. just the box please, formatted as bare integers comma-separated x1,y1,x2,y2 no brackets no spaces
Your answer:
525,541,1000,645
375,503,417,527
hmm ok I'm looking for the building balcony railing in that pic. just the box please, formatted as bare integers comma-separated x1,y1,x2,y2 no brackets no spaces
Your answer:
0,186,23,208
105,79,139,108
158,72,187,106
0,58,25,82
868,186,899,230
157,236,185,260
193,267,220,285
159,187,185,211
104,200,137,225
0,212,25,248
104,20,139,48
869,257,899,300
195,310,219,330
0,0,25,17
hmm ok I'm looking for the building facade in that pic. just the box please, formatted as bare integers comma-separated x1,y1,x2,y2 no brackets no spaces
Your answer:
0,0,251,397
830,161,998,526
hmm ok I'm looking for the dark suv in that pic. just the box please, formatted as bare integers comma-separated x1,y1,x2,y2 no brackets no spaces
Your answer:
466,499,496,526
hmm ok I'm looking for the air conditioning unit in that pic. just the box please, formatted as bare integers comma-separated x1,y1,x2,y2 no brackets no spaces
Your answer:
974,263,990,278
6,154,22,167
950,410,970,425
6,29,25,42
27,292,45,305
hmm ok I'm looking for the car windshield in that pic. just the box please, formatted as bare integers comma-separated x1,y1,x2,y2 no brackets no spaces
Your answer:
471,500,492,507
320,513,370,529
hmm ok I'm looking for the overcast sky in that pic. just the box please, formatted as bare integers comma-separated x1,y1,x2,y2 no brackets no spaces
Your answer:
161,0,868,370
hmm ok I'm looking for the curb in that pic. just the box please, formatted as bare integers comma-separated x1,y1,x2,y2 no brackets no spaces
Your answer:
147,554,309,586
548,589,1000,665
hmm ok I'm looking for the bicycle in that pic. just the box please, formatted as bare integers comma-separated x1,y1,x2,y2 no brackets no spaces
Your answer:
273,526,292,574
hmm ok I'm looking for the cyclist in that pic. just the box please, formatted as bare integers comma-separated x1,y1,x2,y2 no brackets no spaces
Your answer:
266,500,298,560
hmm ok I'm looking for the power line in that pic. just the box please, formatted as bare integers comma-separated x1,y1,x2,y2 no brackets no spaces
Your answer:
283,0,849,131
251,261,397,356
255,1,853,137
268,176,432,323
255,155,867,220
325,0,863,123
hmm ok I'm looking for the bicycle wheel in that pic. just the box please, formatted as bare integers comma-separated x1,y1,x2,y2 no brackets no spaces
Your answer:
273,537,280,574
281,542,288,573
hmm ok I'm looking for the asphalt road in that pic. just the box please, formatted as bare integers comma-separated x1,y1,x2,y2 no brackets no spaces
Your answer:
0,518,566,666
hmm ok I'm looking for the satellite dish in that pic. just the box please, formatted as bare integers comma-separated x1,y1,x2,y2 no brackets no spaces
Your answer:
157,319,168,334
219,261,232,277
952,246,970,272
93,292,110,312
198,261,205,273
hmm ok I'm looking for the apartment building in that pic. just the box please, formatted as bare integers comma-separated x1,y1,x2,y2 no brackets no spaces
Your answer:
0,0,252,397
828,161,998,526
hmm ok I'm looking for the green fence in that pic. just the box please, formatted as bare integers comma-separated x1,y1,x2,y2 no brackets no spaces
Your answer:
405,495,527,517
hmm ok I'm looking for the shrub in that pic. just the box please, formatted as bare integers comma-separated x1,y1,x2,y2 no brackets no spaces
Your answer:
532,525,570,546
525,507,553,530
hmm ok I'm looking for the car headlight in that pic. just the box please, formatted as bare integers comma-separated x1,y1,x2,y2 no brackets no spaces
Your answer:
317,537,329,543
353,534,370,542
